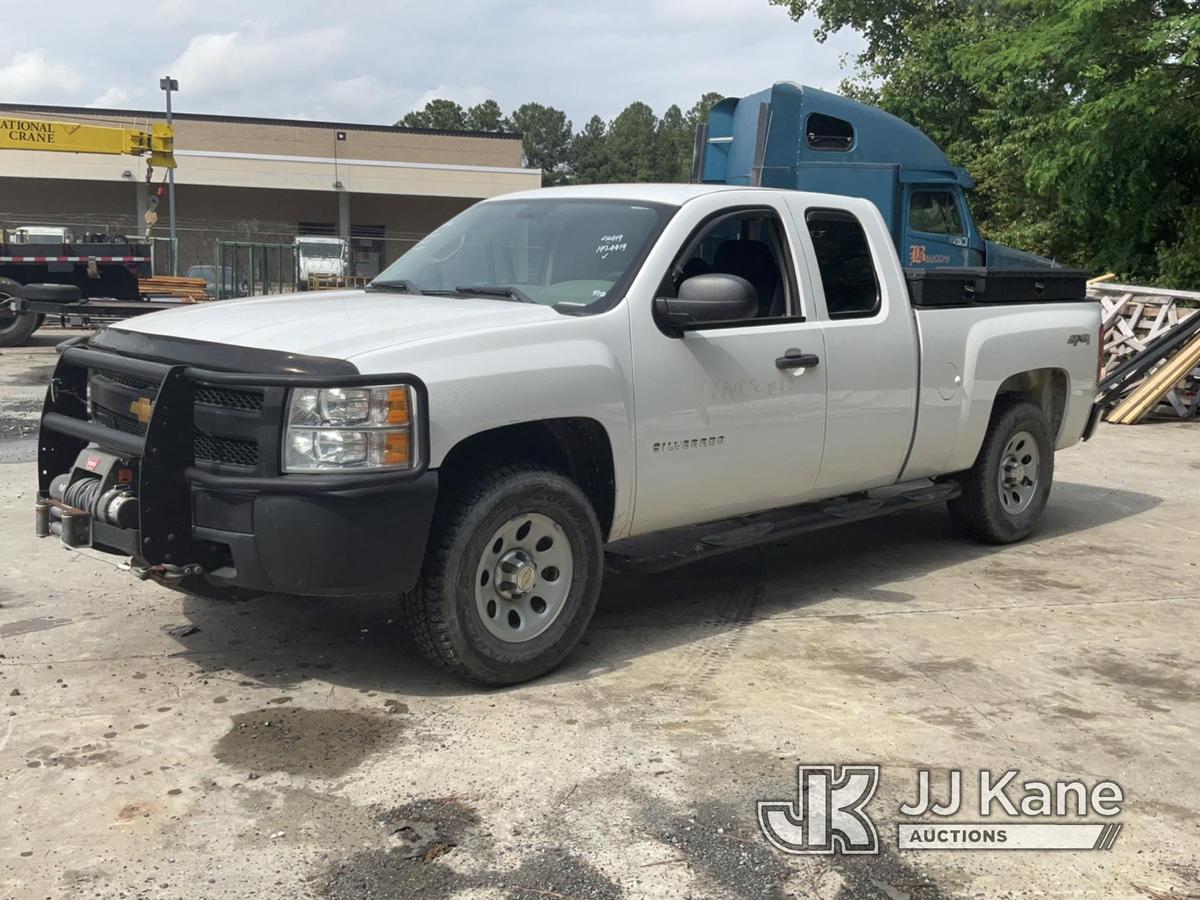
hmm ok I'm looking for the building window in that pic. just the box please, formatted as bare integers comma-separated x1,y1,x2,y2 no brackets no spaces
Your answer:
805,209,880,319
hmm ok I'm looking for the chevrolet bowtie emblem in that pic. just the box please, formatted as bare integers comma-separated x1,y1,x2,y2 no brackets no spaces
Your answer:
130,396,154,424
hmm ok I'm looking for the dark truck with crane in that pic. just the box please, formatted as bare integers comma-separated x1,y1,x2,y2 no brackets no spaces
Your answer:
0,115,175,346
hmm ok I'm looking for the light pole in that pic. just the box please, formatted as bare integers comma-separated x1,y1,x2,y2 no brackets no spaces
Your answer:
159,76,179,275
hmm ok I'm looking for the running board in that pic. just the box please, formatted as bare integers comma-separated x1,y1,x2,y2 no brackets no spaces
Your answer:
605,479,961,575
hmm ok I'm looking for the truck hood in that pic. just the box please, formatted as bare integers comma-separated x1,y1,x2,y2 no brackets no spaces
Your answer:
108,289,563,362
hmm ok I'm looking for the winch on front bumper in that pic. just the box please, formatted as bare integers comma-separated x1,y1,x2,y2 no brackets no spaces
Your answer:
34,332,438,598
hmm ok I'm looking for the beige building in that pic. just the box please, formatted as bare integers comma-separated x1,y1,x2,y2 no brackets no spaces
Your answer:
0,102,539,279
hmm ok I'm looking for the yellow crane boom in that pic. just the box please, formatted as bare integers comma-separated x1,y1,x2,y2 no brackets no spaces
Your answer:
0,117,175,171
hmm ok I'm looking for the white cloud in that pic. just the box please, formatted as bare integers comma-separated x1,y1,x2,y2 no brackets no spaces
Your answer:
89,86,132,108
651,0,779,27
407,84,495,115
163,25,348,98
0,4,864,126
309,76,403,120
0,49,83,100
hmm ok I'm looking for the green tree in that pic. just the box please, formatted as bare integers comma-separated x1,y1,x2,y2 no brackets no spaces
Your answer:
465,99,504,132
654,104,691,182
770,0,1200,285
506,103,573,185
567,115,615,184
606,102,658,182
685,92,725,133
397,98,468,131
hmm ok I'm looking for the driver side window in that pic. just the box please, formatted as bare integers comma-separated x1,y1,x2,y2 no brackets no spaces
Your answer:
661,209,795,320
909,190,964,236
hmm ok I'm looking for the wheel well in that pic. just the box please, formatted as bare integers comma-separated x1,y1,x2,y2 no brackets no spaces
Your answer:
436,418,617,539
995,368,1068,439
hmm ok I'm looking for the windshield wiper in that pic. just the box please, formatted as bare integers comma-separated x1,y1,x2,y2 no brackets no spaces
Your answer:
453,285,537,304
368,279,420,293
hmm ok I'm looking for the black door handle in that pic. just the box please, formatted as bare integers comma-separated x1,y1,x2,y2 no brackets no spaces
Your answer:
776,349,820,370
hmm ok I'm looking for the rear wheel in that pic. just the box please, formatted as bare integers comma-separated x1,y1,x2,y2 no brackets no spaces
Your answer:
947,399,1054,544
400,465,604,685
0,277,40,347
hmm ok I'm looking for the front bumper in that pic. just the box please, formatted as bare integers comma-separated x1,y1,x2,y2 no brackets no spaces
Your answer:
36,336,436,598
189,472,437,596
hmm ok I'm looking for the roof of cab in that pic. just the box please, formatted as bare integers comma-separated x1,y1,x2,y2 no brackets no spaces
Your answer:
484,182,885,216
485,183,746,205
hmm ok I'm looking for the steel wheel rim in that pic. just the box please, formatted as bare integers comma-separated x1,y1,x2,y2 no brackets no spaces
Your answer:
998,429,1039,515
475,512,574,643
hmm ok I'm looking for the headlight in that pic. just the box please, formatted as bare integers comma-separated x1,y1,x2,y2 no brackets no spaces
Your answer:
284,385,417,472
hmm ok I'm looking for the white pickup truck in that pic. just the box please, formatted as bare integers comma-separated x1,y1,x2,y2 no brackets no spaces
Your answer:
35,184,1102,684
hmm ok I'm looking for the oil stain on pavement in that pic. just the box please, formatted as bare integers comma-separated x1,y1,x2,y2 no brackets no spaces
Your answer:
323,797,621,900
213,707,404,777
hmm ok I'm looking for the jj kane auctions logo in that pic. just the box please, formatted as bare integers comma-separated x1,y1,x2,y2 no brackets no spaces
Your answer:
758,766,1124,853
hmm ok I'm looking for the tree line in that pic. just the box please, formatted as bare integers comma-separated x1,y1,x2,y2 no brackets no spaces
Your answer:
773,0,1200,286
397,94,723,187
401,0,1199,286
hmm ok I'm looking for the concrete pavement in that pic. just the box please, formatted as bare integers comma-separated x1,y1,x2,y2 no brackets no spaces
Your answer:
2,328,1198,899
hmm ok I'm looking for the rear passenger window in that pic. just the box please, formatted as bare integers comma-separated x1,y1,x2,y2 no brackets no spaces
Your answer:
805,210,880,319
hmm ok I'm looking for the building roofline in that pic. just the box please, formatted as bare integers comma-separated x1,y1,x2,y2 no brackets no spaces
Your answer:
0,102,523,141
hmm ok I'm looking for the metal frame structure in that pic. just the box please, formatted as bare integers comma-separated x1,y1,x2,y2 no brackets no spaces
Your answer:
213,241,299,299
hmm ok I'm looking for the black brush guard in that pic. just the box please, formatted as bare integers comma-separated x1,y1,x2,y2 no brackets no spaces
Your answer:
37,341,438,597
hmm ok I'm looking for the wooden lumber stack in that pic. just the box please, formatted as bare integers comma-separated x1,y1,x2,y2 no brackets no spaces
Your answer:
138,276,210,302
1107,331,1200,423
1091,277,1200,372
1091,277,1200,422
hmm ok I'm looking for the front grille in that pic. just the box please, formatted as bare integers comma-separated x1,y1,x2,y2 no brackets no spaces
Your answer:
192,432,260,468
192,385,263,411
93,401,260,468
89,368,267,472
91,402,147,436
94,368,263,412
94,369,157,393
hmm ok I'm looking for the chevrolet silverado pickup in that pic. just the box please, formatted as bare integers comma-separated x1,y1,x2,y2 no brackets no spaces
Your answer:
34,184,1102,684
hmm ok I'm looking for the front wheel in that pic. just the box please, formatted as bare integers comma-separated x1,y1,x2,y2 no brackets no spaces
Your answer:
400,465,604,685
947,399,1054,544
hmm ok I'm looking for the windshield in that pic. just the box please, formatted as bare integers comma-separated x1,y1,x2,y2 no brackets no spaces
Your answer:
297,241,343,258
373,199,670,310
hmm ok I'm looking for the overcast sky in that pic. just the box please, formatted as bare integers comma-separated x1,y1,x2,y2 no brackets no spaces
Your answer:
0,0,861,128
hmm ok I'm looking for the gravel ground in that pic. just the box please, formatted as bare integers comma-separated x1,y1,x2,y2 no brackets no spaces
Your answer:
2,326,1199,899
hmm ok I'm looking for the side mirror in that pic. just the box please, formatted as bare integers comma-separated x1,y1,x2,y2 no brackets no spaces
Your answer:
654,273,757,332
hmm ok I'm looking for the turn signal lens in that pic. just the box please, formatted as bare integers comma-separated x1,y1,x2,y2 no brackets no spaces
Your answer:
384,388,411,425
284,383,418,472
382,431,410,466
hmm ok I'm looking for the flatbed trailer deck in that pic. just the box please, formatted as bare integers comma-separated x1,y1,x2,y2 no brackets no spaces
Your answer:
11,294,191,322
